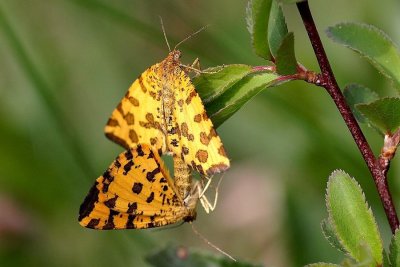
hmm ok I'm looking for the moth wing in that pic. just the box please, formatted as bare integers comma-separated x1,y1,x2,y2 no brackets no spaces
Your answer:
169,70,230,176
104,65,166,153
78,144,190,229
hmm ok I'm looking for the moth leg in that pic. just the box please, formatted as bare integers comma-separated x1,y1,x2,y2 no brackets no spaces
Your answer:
197,173,225,213
199,175,212,199
190,58,201,72
180,59,201,75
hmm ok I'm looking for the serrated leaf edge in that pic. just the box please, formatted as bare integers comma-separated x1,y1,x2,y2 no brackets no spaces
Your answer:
267,0,288,58
246,0,254,35
321,218,347,253
343,83,379,105
326,169,383,264
326,22,400,87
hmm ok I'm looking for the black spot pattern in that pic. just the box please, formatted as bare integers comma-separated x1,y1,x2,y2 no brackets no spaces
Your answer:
132,182,143,194
123,160,134,175
168,127,178,134
146,167,160,182
170,139,178,147
104,195,118,208
103,210,119,230
136,145,145,156
114,159,121,168
146,192,155,203
127,202,138,213
87,218,100,228
78,182,99,221
102,171,114,193
126,215,136,229
125,150,133,160
147,151,154,159
103,170,113,181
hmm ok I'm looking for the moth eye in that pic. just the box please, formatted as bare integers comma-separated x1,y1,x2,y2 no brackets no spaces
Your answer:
174,51,181,61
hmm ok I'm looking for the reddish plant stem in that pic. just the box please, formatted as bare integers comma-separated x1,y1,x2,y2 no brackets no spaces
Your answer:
297,1,399,233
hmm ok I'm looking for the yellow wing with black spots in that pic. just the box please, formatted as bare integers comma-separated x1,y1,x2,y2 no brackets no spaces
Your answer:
78,144,197,230
104,66,166,153
167,66,230,176
104,50,230,176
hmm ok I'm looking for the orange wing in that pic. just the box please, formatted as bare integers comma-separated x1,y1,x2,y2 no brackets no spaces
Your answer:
78,144,197,229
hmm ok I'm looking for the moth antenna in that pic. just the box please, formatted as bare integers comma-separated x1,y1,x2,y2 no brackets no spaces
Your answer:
191,224,236,261
174,24,210,50
159,16,171,52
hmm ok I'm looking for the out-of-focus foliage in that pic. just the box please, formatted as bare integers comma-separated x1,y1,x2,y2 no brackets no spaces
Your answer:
327,23,400,91
275,32,297,75
0,1,399,267
246,0,273,60
357,97,400,134
267,0,288,58
390,230,400,267
146,245,262,267
343,84,379,124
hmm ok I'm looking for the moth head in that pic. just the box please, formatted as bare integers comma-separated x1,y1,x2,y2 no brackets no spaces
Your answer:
170,50,181,63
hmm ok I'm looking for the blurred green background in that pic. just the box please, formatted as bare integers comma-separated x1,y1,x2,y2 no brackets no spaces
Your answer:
1,0,400,266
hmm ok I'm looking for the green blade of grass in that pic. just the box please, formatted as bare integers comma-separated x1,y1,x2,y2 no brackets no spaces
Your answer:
0,4,95,178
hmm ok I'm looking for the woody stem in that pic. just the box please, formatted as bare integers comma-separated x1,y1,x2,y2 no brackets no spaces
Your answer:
296,0,399,233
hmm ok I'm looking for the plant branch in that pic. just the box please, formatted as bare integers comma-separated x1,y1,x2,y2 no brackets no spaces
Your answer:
252,65,321,84
296,0,399,233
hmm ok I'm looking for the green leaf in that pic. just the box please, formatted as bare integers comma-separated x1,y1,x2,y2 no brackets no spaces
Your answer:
326,170,383,265
356,97,400,134
355,244,376,267
275,32,297,75
343,84,379,123
305,264,341,267
321,218,347,253
383,250,390,267
193,64,253,103
268,0,288,58
146,245,262,267
246,0,273,59
389,230,400,267
204,71,279,127
327,23,400,90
